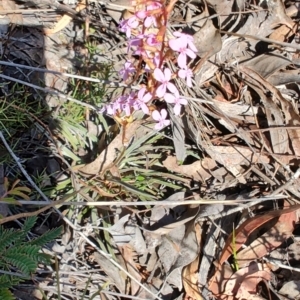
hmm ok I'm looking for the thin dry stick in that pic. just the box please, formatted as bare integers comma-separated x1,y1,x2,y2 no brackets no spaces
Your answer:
198,168,300,222
0,9,55,13
16,195,287,207
0,74,98,110
0,60,138,89
0,131,54,205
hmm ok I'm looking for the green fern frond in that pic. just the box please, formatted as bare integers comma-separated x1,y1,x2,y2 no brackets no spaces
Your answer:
0,217,61,296
22,216,37,233
34,253,52,265
3,254,36,276
0,287,15,300
30,226,62,247
0,229,24,252
7,245,51,264
14,245,40,257
0,274,22,289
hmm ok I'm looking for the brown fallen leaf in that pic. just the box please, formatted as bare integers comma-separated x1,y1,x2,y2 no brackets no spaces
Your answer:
79,119,147,176
192,0,222,57
209,205,300,296
182,223,202,300
120,244,143,296
236,208,298,267
239,65,300,157
268,0,296,42
162,156,216,183
224,262,271,299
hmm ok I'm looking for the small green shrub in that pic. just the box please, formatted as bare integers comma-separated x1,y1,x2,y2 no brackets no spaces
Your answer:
0,216,62,299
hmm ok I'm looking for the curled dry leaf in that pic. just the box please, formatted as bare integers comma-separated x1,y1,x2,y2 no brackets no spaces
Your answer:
268,0,296,42
182,223,203,300
120,244,143,296
224,262,271,299
79,119,146,175
236,208,298,268
162,156,217,183
192,1,222,57
209,205,300,297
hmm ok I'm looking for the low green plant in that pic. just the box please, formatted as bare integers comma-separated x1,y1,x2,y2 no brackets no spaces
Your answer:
0,216,62,300
0,83,47,139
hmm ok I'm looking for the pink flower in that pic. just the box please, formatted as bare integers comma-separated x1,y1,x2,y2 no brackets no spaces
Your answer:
169,32,198,68
178,67,193,87
105,93,136,116
169,32,198,53
119,61,136,81
128,34,146,55
134,87,152,114
171,44,196,68
146,33,161,47
153,68,178,97
152,109,170,130
147,1,162,10
119,15,139,38
165,91,187,115
136,11,157,28
136,1,161,27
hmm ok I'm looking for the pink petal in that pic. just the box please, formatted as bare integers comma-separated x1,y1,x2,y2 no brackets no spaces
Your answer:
167,82,178,94
173,31,182,38
136,11,146,19
178,69,186,79
164,93,175,103
180,98,188,105
156,84,166,97
138,87,146,99
177,53,187,68
186,48,197,59
143,92,152,103
141,103,149,114
153,68,164,82
164,68,172,81
169,39,180,51
155,122,163,130
186,76,192,87
160,109,168,120
173,104,181,115
188,41,198,53
163,119,171,127
152,110,161,121
144,16,153,27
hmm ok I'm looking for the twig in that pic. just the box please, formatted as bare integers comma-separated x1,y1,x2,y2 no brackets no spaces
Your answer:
0,131,53,205
270,167,300,196
15,195,287,206
0,9,55,13
0,74,98,110
0,60,138,89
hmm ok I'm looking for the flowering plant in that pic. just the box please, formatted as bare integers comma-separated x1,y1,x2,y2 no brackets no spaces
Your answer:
102,0,197,131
